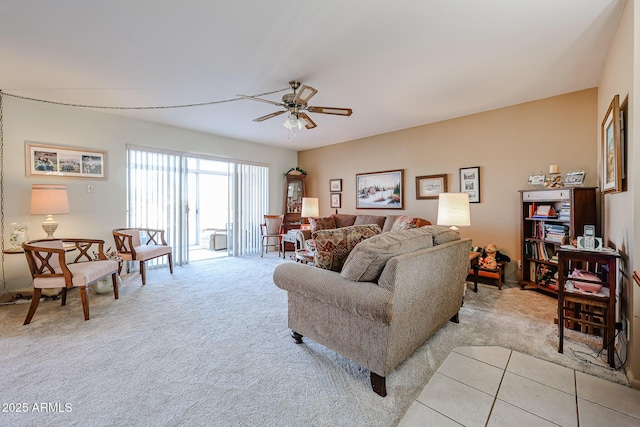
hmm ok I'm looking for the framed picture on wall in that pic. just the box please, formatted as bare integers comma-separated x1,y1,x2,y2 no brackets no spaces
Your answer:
415,174,447,199
601,94,622,194
329,178,342,192
459,166,480,203
25,142,107,179
330,193,341,208
356,169,404,209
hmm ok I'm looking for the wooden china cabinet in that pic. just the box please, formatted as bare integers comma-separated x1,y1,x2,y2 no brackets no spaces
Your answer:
282,173,306,234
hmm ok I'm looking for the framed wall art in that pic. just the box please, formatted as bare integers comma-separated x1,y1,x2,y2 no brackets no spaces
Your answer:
601,94,622,194
459,166,480,203
356,169,404,209
564,171,585,187
25,142,107,179
415,174,447,200
329,178,342,192
527,174,546,188
330,193,341,208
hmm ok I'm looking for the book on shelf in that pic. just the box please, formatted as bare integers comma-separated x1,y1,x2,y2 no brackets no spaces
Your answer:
557,201,571,220
532,205,557,218
544,224,568,244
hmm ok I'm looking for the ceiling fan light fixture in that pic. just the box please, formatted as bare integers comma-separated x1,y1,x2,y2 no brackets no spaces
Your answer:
283,113,305,130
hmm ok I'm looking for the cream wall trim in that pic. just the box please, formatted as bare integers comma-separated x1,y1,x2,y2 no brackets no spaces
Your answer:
299,89,598,285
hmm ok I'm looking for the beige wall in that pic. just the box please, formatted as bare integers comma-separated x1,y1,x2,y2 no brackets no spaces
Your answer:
299,89,598,285
2,96,297,291
599,0,638,387
598,0,638,387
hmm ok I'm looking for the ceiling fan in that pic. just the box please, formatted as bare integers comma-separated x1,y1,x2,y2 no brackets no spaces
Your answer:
237,80,352,130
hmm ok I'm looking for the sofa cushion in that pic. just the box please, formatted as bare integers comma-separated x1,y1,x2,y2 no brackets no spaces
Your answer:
341,228,434,282
422,225,461,245
310,216,337,233
313,224,381,272
331,214,358,228
390,216,417,232
353,215,386,229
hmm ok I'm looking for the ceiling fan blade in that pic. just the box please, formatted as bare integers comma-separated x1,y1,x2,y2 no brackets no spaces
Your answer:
236,94,284,107
307,106,353,116
293,85,318,105
298,112,317,129
253,110,286,122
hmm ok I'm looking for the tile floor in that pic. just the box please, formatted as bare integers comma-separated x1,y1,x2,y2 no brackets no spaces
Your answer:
398,346,640,427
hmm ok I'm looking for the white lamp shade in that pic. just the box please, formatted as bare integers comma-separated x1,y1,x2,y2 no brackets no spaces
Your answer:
283,114,305,130
30,184,70,215
301,197,319,218
437,193,470,227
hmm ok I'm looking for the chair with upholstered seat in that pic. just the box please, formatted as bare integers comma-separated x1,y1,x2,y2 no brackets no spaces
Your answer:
21,238,119,325
112,228,173,285
260,215,283,257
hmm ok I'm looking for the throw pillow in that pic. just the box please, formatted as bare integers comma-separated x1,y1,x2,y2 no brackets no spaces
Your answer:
353,215,386,229
310,216,337,233
341,228,434,282
390,216,416,232
421,225,460,245
313,224,381,272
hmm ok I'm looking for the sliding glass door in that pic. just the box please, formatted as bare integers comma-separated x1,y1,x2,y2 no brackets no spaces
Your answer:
126,145,268,264
187,158,230,261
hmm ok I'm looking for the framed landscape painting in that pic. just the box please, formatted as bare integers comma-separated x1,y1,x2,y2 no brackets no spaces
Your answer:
356,169,404,209
601,94,622,194
416,174,447,200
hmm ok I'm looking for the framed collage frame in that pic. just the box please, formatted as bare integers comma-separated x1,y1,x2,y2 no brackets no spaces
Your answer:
25,142,107,179
459,166,480,203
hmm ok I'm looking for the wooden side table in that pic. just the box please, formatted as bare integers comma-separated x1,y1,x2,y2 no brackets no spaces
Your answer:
281,230,301,259
557,248,620,368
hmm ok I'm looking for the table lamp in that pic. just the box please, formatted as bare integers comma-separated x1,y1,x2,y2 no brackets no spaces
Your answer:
30,184,70,238
437,193,470,231
300,197,319,229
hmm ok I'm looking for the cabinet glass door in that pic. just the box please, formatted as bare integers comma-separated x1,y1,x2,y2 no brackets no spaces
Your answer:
287,181,303,213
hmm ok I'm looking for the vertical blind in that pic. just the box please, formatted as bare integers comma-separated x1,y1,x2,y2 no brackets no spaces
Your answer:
126,145,268,262
232,163,269,255
127,149,186,264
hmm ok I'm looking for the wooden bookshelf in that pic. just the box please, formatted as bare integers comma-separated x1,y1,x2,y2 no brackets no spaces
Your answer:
518,187,598,295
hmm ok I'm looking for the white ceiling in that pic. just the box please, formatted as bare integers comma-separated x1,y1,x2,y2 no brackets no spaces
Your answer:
0,0,626,150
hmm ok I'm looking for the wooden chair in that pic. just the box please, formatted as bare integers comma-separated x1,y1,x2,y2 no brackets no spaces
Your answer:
113,228,173,285
21,238,119,325
260,215,283,257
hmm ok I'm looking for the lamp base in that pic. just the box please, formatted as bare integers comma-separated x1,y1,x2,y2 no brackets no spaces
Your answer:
42,215,58,238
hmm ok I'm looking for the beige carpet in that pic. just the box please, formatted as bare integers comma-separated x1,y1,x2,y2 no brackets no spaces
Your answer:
0,254,628,426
